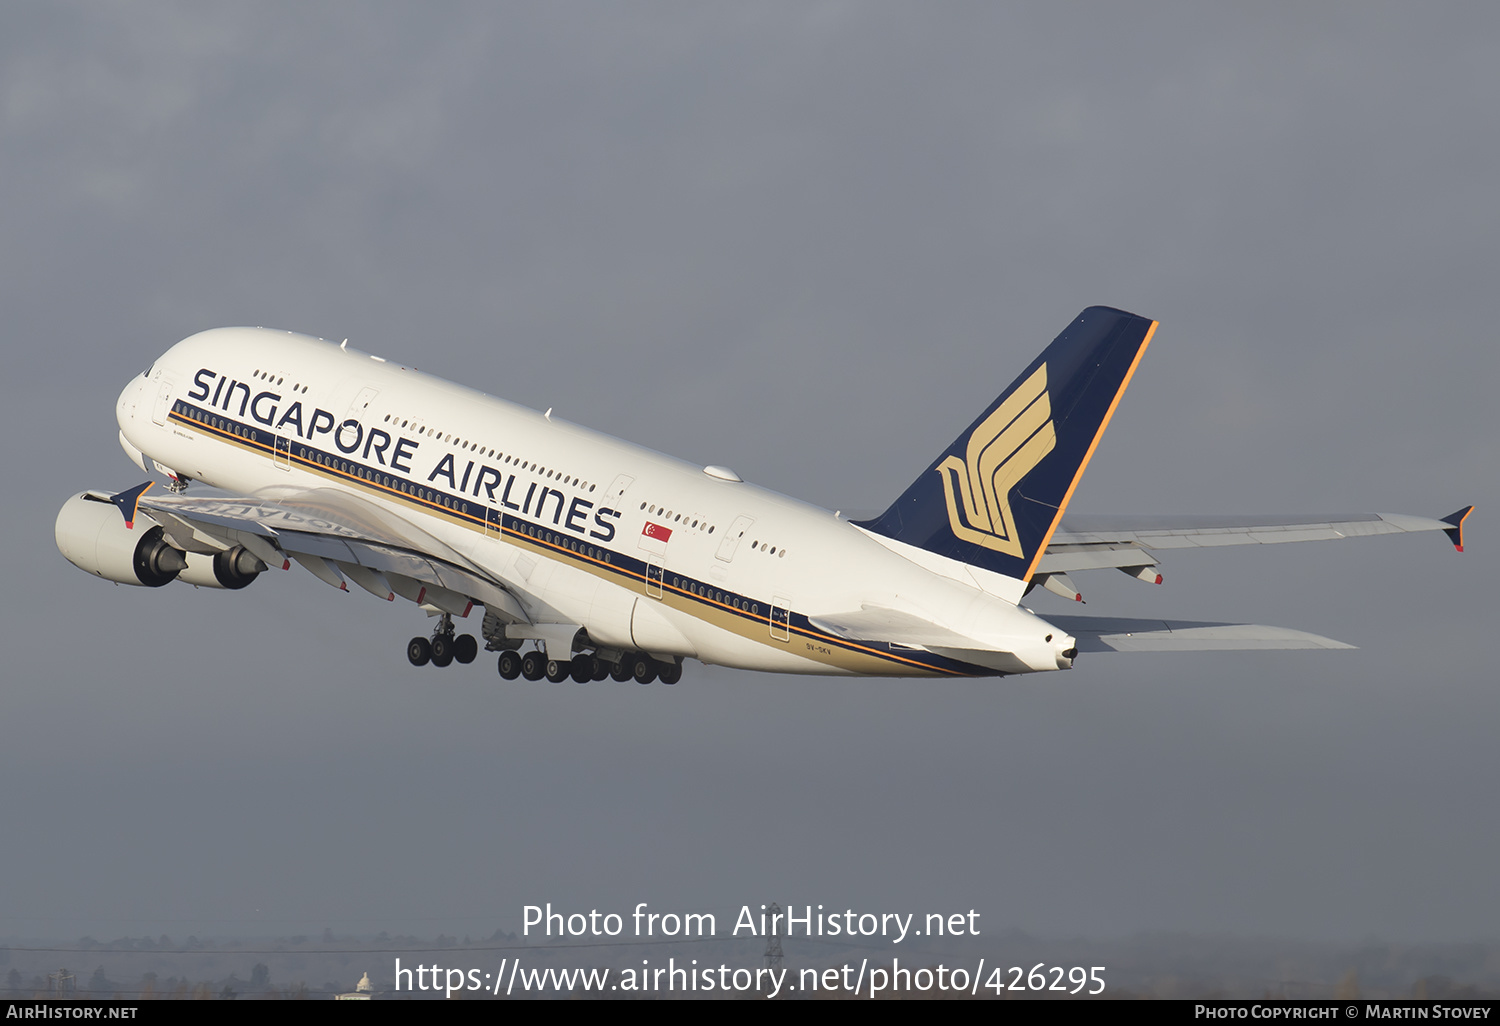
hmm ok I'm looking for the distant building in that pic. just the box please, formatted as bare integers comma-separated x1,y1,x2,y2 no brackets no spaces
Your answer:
336,973,376,1000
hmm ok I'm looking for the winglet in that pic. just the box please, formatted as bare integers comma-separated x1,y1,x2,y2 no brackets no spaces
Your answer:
1441,506,1473,552
108,481,154,529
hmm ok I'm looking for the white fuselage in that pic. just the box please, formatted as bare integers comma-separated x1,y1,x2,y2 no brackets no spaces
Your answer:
116,328,1072,676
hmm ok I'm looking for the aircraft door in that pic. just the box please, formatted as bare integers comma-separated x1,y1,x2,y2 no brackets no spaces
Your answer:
605,474,634,501
151,379,174,426
646,560,665,599
484,505,502,540
346,386,379,418
273,433,292,470
770,596,792,642
716,515,755,562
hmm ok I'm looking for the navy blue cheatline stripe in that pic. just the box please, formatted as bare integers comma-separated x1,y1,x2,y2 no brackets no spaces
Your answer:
168,400,997,677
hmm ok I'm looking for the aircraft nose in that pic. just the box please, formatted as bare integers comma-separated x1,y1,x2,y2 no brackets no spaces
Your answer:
117,374,145,430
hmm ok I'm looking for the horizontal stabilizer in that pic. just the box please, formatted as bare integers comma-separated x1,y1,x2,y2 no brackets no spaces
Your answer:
1045,614,1354,653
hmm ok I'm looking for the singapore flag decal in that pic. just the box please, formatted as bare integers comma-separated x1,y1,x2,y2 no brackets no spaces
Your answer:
639,521,673,555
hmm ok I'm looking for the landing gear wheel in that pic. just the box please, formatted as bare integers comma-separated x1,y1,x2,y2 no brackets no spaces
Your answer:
520,651,545,681
430,634,455,668
610,658,634,683
592,660,610,682
657,660,682,685
407,637,431,666
544,658,570,683
454,634,478,664
632,655,658,685
570,654,597,684
497,651,522,680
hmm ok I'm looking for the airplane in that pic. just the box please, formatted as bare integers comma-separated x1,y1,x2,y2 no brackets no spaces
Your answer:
54,306,1471,685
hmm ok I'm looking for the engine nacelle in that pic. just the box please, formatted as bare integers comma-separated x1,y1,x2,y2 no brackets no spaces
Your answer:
55,492,188,587
177,547,265,590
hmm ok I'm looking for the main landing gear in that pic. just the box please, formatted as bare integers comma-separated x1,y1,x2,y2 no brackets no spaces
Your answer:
407,614,684,685
495,647,681,685
406,613,477,668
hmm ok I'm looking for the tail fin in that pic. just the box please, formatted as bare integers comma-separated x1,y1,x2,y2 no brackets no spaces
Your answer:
854,306,1156,583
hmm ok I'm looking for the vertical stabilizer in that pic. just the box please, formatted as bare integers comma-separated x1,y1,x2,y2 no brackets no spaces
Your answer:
854,306,1156,583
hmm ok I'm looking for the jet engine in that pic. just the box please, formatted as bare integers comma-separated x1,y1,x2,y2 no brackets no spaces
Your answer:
56,493,268,590
177,547,265,590
54,492,187,587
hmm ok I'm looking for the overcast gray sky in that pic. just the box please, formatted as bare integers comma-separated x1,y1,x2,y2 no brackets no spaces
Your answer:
2,3,1495,947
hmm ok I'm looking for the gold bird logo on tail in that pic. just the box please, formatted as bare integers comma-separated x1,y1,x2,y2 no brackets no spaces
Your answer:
936,363,1056,557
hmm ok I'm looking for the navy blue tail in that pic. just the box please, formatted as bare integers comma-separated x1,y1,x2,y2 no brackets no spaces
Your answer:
854,306,1156,583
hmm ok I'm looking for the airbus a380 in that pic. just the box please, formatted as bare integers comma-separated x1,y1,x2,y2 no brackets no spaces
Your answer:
56,307,1471,685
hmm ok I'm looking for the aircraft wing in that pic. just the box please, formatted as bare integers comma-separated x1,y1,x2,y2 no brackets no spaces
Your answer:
1042,615,1353,652
131,485,530,621
1036,508,1471,575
